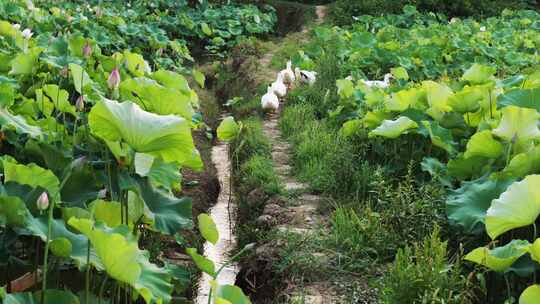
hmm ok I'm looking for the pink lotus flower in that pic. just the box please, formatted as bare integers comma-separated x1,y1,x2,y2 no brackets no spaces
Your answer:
82,42,92,58
108,67,121,90
37,192,49,210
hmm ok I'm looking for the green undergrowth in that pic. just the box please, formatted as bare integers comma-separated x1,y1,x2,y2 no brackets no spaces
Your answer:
380,228,478,304
278,46,478,302
230,118,282,244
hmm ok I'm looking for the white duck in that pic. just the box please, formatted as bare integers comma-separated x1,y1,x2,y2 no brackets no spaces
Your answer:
261,86,279,112
295,68,317,86
279,60,295,89
271,73,287,99
361,73,394,89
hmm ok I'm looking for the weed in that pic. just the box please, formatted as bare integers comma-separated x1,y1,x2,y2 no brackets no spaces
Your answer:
380,227,477,304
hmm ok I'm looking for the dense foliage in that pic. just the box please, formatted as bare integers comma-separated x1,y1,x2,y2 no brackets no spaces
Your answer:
289,5,540,303
0,0,272,303
329,0,536,25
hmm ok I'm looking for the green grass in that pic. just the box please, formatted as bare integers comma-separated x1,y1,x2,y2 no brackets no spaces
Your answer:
241,155,282,195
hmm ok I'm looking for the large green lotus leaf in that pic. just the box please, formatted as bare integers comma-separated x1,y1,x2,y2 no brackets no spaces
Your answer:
0,107,43,138
0,82,15,107
340,119,362,138
336,79,354,99
0,195,29,227
20,217,99,270
3,289,80,304
464,130,503,159
217,117,239,141
88,98,201,170
150,70,191,93
36,85,77,116
390,67,409,80
447,155,489,180
9,48,42,75
520,285,540,304
135,254,173,304
198,213,219,245
447,85,484,113
419,120,456,154
446,176,513,234
368,116,418,139
134,153,181,191
68,218,141,284
492,106,540,144
3,159,60,196
69,63,93,94
486,175,540,239
186,248,215,276
385,88,421,112
89,200,123,228
365,89,385,108
192,69,206,88
500,146,540,179
124,51,150,77
135,178,192,234
528,238,540,263
462,63,496,84
69,218,172,303
465,239,530,272
422,81,453,121
363,111,393,129
498,88,540,112
119,77,194,120
213,283,252,304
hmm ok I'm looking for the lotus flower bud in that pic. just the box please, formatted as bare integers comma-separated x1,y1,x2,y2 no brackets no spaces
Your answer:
108,67,121,90
82,42,92,58
37,192,49,210
480,26,486,32
76,95,85,111
21,28,33,39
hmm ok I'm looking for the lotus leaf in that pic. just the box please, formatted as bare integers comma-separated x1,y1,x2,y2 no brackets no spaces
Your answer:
368,116,418,139
486,175,540,239
198,214,218,245
462,63,496,84
464,130,503,159
520,285,540,304
492,105,540,144
88,98,201,170
217,116,239,141
465,239,530,272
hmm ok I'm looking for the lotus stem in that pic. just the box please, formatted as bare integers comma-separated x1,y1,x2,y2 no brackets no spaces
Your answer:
505,142,513,167
40,195,56,304
504,274,511,300
85,240,91,304
98,275,108,304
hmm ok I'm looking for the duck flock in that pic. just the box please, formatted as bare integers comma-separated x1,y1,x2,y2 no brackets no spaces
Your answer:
261,61,397,112
261,60,317,112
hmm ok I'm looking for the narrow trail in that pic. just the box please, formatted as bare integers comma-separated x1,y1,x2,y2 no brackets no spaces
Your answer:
196,5,334,303
195,115,238,304
253,6,339,303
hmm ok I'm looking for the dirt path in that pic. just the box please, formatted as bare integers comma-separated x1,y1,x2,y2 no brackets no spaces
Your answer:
258,111,339,303
250,6,341,303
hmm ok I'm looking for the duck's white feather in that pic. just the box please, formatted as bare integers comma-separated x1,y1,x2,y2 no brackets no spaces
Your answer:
271,73,287,98
261,87,279,111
